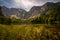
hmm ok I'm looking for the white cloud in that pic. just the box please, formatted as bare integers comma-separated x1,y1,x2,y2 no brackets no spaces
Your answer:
13,0,43,11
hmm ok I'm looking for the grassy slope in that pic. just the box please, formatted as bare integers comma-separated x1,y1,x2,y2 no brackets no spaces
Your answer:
0,24,60,40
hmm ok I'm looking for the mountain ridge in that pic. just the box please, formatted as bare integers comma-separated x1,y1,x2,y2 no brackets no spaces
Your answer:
0,2,60,19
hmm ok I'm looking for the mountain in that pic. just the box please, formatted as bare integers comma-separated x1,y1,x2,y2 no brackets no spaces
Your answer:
0,2,60,19
1,6,28,19
40,2,54,14
28,6,41,18
28,2,60,18
29,4,60,24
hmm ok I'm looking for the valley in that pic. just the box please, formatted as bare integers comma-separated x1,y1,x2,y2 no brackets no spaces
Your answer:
0,2,60,40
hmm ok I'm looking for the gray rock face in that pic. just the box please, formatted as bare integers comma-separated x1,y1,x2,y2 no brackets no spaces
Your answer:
28,6,41,17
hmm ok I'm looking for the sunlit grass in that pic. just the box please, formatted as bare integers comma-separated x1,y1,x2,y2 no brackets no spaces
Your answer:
0,24,60,40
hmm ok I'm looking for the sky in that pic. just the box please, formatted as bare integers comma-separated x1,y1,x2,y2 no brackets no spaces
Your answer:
0,0,60,11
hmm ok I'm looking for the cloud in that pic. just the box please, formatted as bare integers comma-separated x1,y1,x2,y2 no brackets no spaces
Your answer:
13,0,43,11
30,0,60,3
0,0,60,11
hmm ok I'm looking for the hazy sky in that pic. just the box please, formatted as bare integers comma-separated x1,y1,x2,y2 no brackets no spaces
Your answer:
0,0,60,11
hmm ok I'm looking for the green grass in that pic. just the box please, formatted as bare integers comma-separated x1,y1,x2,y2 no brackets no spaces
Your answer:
0,24,60,40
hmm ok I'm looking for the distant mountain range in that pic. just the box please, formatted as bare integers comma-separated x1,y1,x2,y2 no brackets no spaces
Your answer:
0,2,60,19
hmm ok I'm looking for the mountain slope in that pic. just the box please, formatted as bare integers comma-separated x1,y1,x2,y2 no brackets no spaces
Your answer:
28,6,41,17
1,6,28,19
46,4,60,24
29,4,60,24
28,2,60,18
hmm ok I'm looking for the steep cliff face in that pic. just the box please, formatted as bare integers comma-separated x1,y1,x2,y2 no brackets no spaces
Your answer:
40,2,54,14
28,6,41,17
